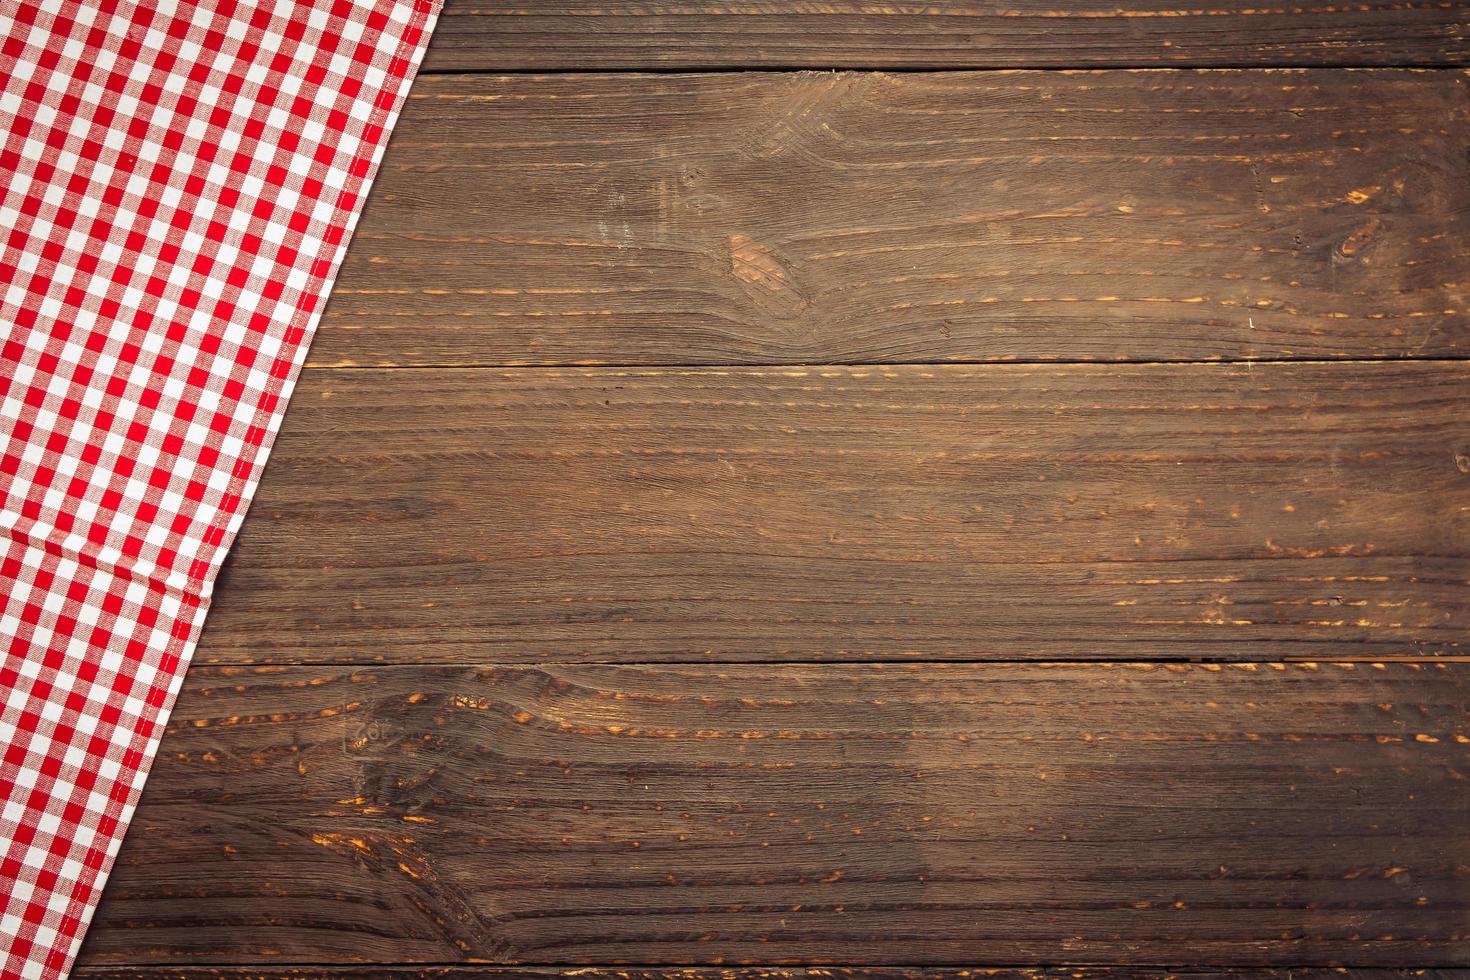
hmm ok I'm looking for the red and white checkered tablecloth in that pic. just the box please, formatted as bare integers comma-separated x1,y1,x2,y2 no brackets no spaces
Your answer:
0,1,440,976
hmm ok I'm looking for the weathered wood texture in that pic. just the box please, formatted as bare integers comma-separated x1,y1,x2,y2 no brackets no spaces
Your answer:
82,663,1470,965
316,70,1470,367
68,969,1470,980
419,1,1470,70
72,972,1035,980
82,25,1470,977
199,362,1470,664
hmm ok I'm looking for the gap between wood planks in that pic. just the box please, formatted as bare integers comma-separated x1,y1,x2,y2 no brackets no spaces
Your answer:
186,653,1470,667
67,964,1470,972
412,63,1470,74
301,357,1470,370
175,657,1470,666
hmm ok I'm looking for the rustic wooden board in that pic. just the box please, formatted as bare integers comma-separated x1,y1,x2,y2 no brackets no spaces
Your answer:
82,662,1470,965
198,361,1470,664
70,969,1470,980
419,1,1470,71
315,70,1470,367
73,972,1037,980
71,972,1029,980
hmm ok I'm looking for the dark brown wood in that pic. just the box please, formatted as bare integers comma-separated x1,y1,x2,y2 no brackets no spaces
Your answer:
73,972,1040,980
68,969,1470,980
1057,972,1470,980
200,361,1470,664
72,971,1040,980
319,70,1470,368
86,33,1470,979
1058,973,1470,980
1026,973,1468,979
419,1,1470,71
83,662,1470,965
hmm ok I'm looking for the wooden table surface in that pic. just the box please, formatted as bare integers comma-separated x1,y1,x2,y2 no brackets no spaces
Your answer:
76,5,1470,978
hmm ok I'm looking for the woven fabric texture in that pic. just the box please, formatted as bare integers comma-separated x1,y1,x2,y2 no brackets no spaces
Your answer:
0,2,440,976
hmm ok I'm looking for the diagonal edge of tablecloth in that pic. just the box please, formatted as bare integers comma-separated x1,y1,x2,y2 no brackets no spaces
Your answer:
0,2,441,977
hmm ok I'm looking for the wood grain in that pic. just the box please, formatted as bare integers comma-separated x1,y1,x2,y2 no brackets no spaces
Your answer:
315,70,1470,367
73,972,1037,980
419,1,1470,71
69,969,1470,980
82,662,1470,965
72,972,1035,980
199,361,1470,664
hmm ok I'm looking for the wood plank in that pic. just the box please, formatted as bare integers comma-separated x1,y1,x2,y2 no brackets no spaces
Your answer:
73,972,1037,980
69,969,1470,980
83,662,1470,965
200,361,1470,664
317,70,1470,367
419,2,1470,71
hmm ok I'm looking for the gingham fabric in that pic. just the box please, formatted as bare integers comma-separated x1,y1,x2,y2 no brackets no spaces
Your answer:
0,1,440,976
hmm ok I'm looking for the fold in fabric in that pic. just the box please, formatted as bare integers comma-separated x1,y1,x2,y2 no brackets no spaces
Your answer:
0,2,440,976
